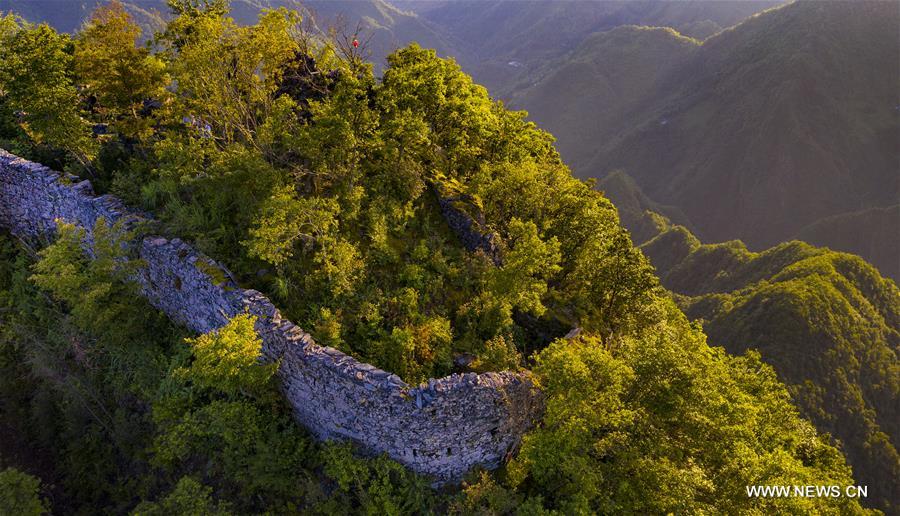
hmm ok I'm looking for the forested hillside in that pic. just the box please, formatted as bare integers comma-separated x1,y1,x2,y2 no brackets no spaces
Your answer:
641,223,900,513
513,0,900,280
0,1,883,513
0,0,167,34
603,155,900,513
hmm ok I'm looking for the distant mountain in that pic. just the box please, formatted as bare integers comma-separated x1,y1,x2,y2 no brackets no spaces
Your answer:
642,224,900,513
795,204,900,281
0,0,457,70
509,0,900,279
0,0,166,33
509,25,700,173
410,0,782,93
597,168,696,244
2,0,780,85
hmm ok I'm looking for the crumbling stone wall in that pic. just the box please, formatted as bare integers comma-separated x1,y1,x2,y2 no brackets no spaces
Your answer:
431,180,504,265
0,149,543,482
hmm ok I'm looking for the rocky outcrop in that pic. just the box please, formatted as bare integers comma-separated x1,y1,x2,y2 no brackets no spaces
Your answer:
0,149,543,482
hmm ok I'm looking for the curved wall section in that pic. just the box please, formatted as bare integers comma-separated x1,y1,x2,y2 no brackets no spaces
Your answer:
0,149,543,481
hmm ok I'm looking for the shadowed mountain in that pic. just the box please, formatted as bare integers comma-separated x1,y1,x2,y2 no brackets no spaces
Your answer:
509,0,899,279
597,168,696,245
794,205,900,281
409,0,782,93
508,25,700,171
0,0,166,33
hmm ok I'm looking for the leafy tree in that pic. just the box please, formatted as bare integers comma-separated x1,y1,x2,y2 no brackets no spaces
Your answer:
151,398,313,509
379,44,499,178
30,220,144,342
179,313,275,396
161,7,301,147
74,0,167,137
0,18,96,162
0,468,49,516
152,314,315,511
132,476,232,515
319,442,435,515
166,0,230,18
488,218,561,317
245,185,339,268
470,334,521,373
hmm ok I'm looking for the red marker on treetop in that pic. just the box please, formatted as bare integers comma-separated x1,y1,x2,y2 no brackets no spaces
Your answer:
352,38,359,48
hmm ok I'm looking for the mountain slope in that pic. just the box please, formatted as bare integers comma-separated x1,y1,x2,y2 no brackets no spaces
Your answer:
599,0,899,243
0,0,458,70
0,0,166,34
642,226,900,512
515,0,898,278
795,204,900,280
597,169,697,245
509,25,700,172
413,0,782,93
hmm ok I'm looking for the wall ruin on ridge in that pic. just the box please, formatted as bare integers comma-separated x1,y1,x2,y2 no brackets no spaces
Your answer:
0,149,544,482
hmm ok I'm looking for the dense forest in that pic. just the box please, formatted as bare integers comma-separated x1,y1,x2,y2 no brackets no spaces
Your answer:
640,222,900,512
0,0,893,513
602,163,900,513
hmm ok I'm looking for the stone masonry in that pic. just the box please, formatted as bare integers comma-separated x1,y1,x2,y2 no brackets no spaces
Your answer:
0,149,544,482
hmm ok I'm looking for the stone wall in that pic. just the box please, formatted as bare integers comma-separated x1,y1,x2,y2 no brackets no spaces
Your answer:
431,181,504,265
0,149,543,482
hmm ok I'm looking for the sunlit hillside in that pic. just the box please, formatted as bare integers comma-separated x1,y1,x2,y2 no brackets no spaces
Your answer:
642,224,900,512
0,0,896,513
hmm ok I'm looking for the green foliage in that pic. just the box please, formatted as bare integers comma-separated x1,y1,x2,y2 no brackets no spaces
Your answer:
0,468,49,516
503,307,869,514
151,314,315,511
0,16,96,162
0,2,886,513
0,5,662,380
472,159,661,337
74,1,167,138
0,229,442,514
29,219,178,399
30,220,141,329
0,229,178,511
320,442,435,515
471,334,521,373
166,0,230,18
245,185,338,267
450,471,525,515
159,6,301,147
488,219,561,317
179,313,276,396
151,398,313,509
644,225,900,513
132,476,232,516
